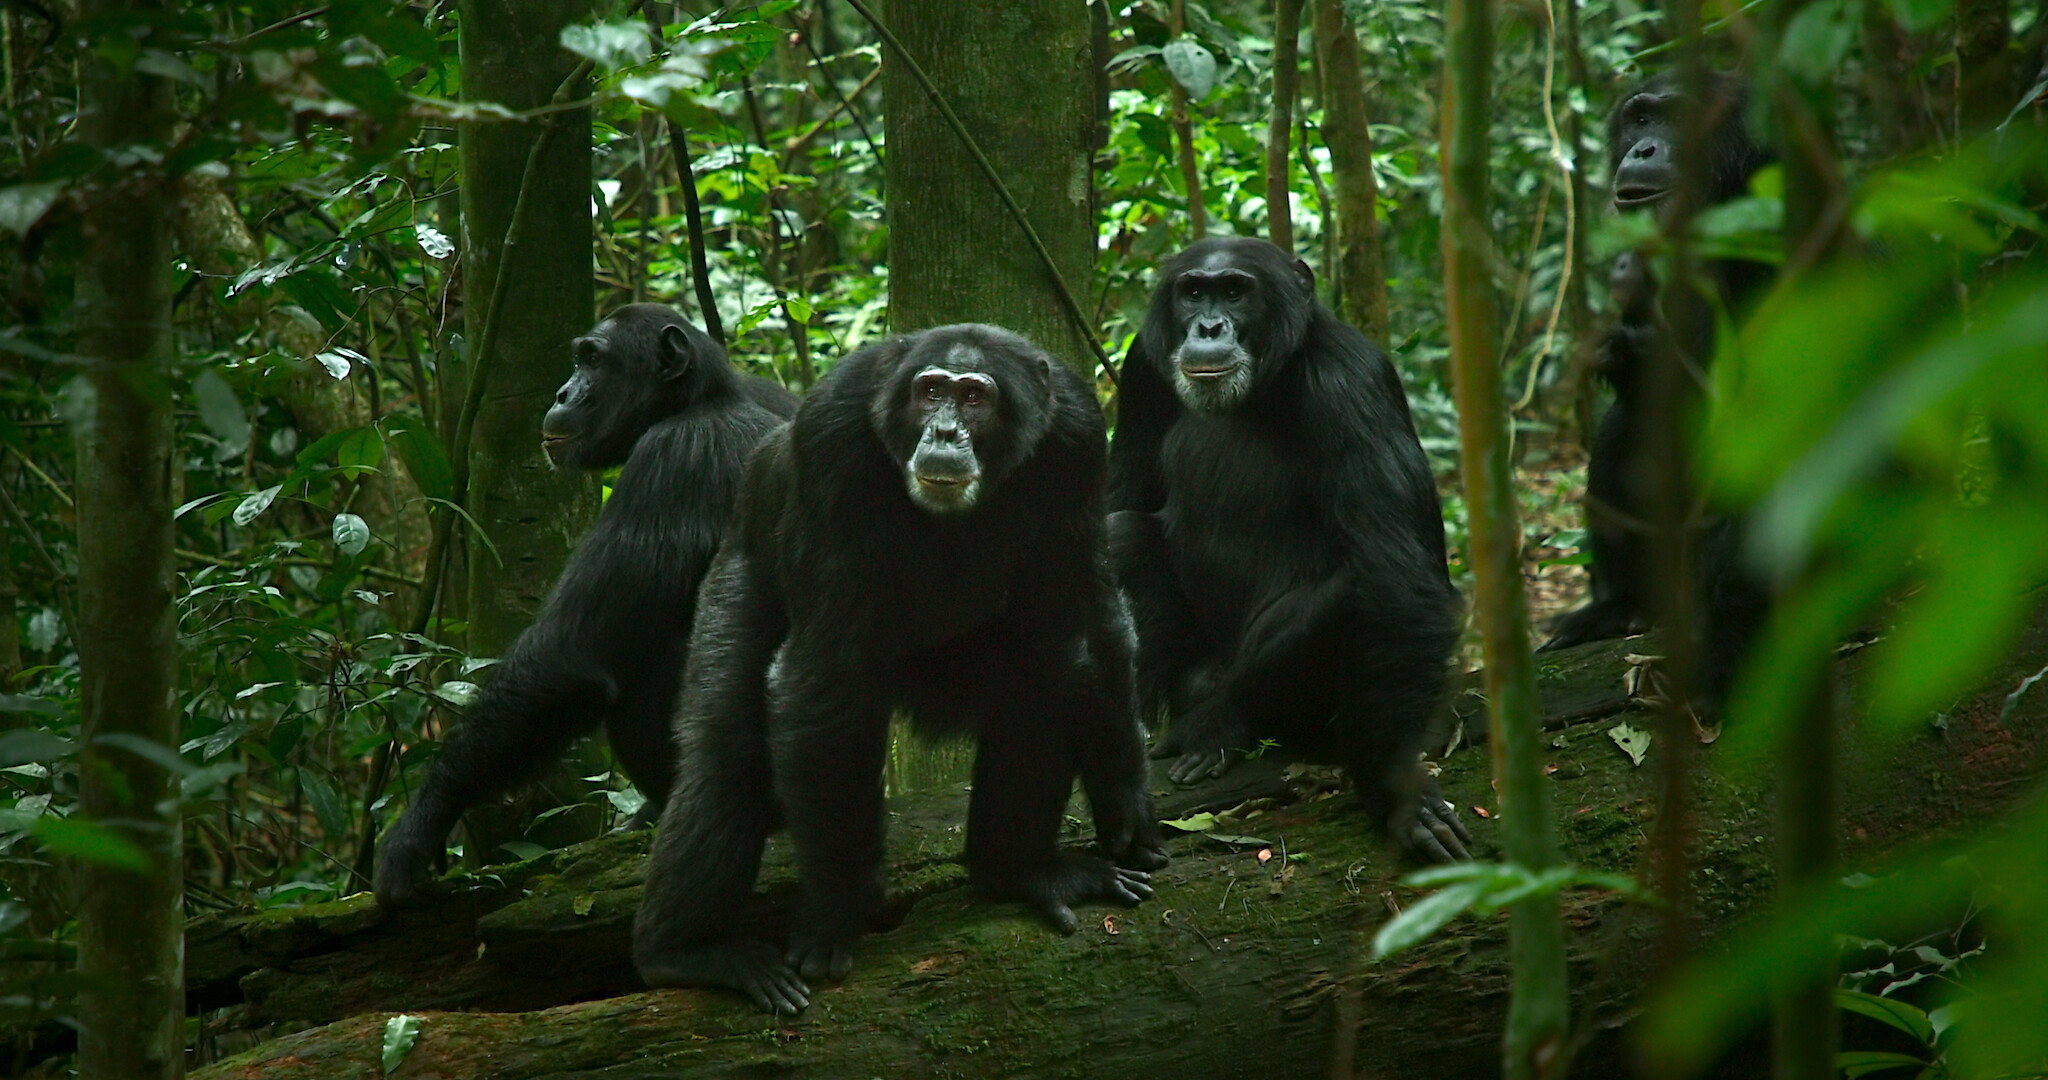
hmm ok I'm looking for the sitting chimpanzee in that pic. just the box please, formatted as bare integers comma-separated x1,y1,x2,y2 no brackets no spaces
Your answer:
631,324,1168,1014
374,304,797,908
1541,71,1776,709
1108,236,1469,864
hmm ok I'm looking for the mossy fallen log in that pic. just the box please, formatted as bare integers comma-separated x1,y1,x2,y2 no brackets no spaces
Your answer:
187,607,2048,1079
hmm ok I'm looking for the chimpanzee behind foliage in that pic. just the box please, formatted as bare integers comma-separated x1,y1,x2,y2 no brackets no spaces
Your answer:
374,304,796,908
1541,71,1776,709
632,323,1166,1014
1108,236,1469,864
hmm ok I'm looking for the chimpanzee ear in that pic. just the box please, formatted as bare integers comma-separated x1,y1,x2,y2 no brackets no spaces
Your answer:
658,323,695,381
1292,257,1316,291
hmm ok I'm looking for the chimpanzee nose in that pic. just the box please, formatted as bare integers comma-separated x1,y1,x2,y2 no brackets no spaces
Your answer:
1631,141,1657,159
555,385,571,405
1196,319,1225,339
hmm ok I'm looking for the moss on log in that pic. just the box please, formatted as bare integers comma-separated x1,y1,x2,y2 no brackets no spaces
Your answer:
187,606,2048,1079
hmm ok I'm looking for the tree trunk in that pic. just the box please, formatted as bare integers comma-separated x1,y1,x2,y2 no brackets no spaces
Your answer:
1265,0,1305,254
1311,0,1387,341
454,0,602,857
881,0,1097,371
1955,0,2013,135
73,0,183,1075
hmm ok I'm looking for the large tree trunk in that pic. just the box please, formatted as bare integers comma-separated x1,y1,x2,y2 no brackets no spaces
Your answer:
453,0,603,857
181,604,2048,1079
73,0,183,1075
881,0,1097,372
1312,0,1388,341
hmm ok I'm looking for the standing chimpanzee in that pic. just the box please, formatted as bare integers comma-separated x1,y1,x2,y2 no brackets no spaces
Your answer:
374,304,797,908
1108,236,1469,865
1541,71,1776,709
631,324,1167,1014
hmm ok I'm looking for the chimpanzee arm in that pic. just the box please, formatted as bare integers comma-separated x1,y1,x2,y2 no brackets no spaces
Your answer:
372,624,606,907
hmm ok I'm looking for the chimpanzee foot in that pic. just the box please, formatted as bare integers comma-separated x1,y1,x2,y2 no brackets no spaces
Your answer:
638,939,811,1015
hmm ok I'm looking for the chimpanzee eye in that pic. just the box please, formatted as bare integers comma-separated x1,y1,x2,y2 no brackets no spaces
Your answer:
963,389,982,407
924,383,941,400
1186,287,1204,301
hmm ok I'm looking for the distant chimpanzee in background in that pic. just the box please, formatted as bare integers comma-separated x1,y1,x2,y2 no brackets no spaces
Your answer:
1541,71,1776,709
1108,236,1469,865
632,324,1167,1014
374,304,797,908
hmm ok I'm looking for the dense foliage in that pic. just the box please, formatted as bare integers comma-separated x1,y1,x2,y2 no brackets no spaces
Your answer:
3,0,2048,1075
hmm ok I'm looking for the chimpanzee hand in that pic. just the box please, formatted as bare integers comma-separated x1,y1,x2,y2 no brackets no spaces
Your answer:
985,853,1153,933
372,814,450,908
1393,785,1472,864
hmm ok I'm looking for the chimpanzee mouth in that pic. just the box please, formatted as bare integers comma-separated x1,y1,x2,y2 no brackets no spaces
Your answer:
1614,185,1668,208
1180,362,1242,381
916,473,976,488
541,434,572,451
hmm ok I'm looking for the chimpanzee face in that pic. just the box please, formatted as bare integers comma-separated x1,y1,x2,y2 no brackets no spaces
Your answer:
1166,252,1264,414
873,333,1057,518
899,354,1001,515
1609,86,1680,212
543,313,696,471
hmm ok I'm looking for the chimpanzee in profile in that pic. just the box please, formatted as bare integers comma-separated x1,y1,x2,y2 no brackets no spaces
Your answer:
374,304,797,908
1108,236,1470,865
631,323,1167,1014
1541,71,1777,710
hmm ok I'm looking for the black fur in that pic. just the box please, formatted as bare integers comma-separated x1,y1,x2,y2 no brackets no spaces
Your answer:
1108,236,1469,864
1543,72,1776,709
631,324,1166,1014
374,304,796,908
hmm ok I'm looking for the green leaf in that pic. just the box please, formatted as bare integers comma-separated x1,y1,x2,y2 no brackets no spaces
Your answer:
233,484,282,527
435,680,479,707
0,181,64,235
499,840,548,861
333,513,371,556
193,369,250,452
302,772,348,841
1606,721,1651,766
32,817,151,872
1161,37,1218,100
0,730,77,767
381,414,455,502
1836,989,1936,1045
1835,1051,1930,1079
1778,0,1863,84
1372,878,1490,958
381,1014,422,1075
561,21,652,71
1160,812,1218,832
336,426,386,478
